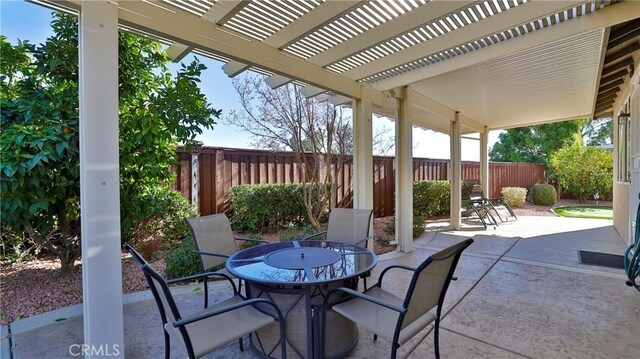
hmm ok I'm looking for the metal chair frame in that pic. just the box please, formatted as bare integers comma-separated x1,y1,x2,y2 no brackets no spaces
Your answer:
125,244,287,359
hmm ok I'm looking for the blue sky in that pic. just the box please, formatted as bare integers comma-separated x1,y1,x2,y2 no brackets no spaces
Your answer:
1,0,499,160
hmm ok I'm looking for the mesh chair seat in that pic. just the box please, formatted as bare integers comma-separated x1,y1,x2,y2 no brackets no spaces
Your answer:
332,286,436,345
167,296,275,358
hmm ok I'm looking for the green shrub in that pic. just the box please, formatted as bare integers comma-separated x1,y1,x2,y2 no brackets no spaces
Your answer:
413,215,427,238
500,187,527,208
381,216,426,240
0,227,39,263
530,184,557,206
128,187,198,259
413,180,450,218
165,238,200,279
549,143,613,202
230,183,330,232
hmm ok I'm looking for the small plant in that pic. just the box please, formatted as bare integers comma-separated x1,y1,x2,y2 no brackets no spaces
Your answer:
380,216,425,240
165,239,201,279
278,225,316,242
501,187,527,208
413,215,427,238
384,220,395,236
530,184,557,206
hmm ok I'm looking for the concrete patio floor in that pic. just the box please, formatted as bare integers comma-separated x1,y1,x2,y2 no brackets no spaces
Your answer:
3,216,638,358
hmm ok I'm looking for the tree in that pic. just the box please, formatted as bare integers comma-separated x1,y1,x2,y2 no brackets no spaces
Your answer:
549,142,613,203
583,117,613,146
489,120,585,164
1,13,219,273
226,74,350,230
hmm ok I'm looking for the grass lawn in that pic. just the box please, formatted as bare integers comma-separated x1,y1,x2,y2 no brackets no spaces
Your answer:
553,205,613,220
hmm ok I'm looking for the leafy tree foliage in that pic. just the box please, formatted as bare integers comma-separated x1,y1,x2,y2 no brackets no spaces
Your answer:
1,13,218,272
489,120,585,164
489,117,613,165
583,117,613,146
549,143,613,203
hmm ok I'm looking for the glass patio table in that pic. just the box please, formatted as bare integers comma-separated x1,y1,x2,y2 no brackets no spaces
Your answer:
226,240,377,359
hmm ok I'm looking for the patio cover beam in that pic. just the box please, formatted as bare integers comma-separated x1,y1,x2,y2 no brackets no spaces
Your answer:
166,42,193,63
371,0,639,91
74,0,370,100
78,2,124,357
344,0,584,82
264,0,360,49
308,0,477,66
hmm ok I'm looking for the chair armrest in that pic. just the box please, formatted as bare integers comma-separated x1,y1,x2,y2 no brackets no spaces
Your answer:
353,236,374,246
377,265,417,286
323,287,406,314
167,271,238,294
301,231,327,241
462,199,484,206
192,250,230,259
167,271,235,288
173,298,284,327
235,237,269,244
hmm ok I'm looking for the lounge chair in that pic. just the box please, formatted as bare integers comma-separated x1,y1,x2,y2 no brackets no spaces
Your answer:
463,179,517,224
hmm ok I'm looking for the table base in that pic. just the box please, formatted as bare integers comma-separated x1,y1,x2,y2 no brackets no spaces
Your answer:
246,281,358,359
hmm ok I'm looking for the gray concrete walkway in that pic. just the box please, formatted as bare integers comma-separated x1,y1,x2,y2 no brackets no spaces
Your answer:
3,216,638,358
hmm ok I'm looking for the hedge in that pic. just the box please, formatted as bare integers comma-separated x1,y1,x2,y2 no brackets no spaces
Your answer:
413,180,451,218
230,180,454,233
229,183,329,232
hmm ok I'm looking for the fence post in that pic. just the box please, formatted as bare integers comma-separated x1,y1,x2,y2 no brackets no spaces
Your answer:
190,141,203,213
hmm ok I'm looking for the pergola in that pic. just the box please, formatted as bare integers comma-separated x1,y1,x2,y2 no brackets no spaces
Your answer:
31,0,640,357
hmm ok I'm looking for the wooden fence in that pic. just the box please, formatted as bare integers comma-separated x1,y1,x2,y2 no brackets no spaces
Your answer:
173,146,546,217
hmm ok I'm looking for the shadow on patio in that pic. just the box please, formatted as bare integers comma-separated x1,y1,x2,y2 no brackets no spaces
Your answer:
6,216,639,359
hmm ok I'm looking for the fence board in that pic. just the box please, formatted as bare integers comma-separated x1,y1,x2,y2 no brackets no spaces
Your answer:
173,147,546,217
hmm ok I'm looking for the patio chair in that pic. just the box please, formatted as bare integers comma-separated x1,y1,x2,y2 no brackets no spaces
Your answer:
124,244,287,359
303,208,374,288
322,238,474,359
464,179,517,223
302,208,373,246
186,214,268,308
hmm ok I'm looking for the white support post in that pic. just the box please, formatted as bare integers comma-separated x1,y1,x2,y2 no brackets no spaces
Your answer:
395,87,413,252
79,2,124,358
480,126,490,196
450,113,462,230
353,86,374,250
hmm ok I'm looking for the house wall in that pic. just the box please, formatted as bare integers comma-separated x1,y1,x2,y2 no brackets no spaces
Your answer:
613,56,640,245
